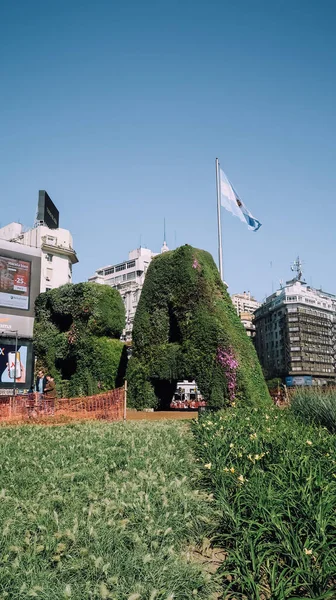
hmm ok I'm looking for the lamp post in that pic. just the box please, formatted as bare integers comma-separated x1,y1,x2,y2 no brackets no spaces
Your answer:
0,329,19,397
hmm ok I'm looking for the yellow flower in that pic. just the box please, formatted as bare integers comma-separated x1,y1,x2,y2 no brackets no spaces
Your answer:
237,474,245,484
229,443,234,449
204,443,208,447
249,433,257,440
247,454,253,462
304,548,313,555
306,440,313,446
265,415,270,420
223,467,229,472
204,463,212,469
231,402,236,407
230,467,235,473
255,454,260,461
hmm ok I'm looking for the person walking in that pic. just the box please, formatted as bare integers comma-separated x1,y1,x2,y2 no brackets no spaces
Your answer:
43,375,57,415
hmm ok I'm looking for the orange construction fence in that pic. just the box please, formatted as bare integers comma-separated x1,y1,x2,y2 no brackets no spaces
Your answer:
0,387,125,424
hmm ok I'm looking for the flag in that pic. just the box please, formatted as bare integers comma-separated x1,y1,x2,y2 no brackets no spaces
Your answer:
220,169,262,231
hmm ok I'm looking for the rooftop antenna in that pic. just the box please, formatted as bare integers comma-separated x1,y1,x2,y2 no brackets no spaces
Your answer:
279,279,284,289
139,234,142,248
291,256,303,281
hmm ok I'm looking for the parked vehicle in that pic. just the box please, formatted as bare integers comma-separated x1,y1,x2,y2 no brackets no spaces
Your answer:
170,380,206,410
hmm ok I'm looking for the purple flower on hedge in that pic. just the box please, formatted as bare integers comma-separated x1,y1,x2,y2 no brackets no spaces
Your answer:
217,346,238,402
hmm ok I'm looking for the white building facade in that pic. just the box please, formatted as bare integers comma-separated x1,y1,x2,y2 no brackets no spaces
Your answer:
254,279,336,385
231,292,261,337
89,245,169,341
0,223,78,293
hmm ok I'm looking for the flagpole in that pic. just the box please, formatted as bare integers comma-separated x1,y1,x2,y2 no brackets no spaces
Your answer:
215,158,224,280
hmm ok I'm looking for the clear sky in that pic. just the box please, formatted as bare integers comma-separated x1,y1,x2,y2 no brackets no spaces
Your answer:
1,0,335,301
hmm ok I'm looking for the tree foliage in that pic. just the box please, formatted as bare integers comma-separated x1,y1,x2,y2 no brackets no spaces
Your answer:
34,283,126,396
127,245,270,409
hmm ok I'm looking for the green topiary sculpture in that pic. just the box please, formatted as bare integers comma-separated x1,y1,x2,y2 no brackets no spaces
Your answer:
34,283,127,397
126,245,270,409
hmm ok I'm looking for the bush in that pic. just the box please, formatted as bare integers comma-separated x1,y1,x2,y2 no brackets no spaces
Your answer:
193,406,336,598
291,388,336,433
127,245,270,409
34,283,126,396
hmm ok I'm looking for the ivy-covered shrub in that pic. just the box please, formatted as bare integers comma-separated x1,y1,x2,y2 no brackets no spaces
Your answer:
34,283,126,397
127,245,270,409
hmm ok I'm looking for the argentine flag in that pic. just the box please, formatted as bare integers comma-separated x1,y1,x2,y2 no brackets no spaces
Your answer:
220,169,262,232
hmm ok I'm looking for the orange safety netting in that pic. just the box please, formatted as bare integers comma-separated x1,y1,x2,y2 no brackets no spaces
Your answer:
0,388,125,425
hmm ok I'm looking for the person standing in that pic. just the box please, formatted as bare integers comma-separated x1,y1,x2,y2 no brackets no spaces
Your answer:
35,370,47,406
44,375,57,415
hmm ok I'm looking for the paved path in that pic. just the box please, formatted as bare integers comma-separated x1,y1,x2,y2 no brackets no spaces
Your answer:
126,410,197,421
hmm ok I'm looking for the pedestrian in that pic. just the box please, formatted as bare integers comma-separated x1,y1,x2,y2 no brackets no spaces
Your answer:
44,375,57,415
35,369,47,407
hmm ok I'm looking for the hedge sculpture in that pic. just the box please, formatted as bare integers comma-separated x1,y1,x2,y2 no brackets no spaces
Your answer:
34,283,126,397
127,245,270,409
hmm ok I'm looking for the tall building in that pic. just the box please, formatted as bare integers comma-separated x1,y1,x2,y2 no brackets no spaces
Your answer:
0,191,78,293
0,224,78,293
254,259,336,385
0,190,78,393
89,242,169,341
231,291,261,337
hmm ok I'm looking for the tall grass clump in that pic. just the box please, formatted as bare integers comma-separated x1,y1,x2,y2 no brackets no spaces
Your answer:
193,406,336,599
0,421,219,599
291,387,336,433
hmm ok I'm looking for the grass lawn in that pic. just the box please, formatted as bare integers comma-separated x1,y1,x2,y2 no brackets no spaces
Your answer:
0,421,218,600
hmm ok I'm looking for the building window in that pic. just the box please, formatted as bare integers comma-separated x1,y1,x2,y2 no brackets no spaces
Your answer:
46,287,51,292
127,271,136,281
46,253,53,262
115,263,126,272
127,260,136,269
104,267,115,276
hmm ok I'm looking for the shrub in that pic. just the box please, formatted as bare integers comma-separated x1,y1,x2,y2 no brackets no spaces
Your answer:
127,245,270,409
34,283,126,396
291,387,336,433
193,406,336,598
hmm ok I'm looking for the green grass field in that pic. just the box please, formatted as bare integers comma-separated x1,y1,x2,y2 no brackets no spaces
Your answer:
0,421,218,600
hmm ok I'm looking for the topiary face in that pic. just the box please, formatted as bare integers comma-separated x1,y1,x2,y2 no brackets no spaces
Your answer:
127,245,270,410
34,282,126,397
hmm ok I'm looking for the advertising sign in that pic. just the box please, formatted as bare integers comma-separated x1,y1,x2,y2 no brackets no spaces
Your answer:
0,256,31,310
37,190,59,229
286,375,313,387
0,314,34,337
0,342,28,384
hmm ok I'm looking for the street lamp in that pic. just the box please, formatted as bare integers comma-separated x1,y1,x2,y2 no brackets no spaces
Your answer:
0,329,19,397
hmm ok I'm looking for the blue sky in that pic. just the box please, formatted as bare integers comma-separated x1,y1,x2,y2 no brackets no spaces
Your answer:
1,0,335,301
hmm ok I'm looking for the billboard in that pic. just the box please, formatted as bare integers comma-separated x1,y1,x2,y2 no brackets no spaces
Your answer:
0,314,34,337
0,342,28,385
0,256,31,310
37,190,59,229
